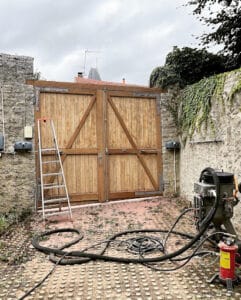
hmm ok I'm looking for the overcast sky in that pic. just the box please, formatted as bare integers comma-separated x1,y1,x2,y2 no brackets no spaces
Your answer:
0,0,209,85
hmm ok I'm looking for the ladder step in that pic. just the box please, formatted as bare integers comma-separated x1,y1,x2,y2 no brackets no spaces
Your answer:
44,197,68,204
41,148,57,152
45,210,70,217
43,184,65,189
43,172,62,177
42,160,60,164
37,119,72,221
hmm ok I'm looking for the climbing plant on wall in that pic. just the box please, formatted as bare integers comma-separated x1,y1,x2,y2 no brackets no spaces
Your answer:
179,76,217,141
177,68,241,143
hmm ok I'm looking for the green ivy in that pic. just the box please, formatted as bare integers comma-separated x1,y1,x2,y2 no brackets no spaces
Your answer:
177,68,241,142
179,76,217,140
213,73,226,105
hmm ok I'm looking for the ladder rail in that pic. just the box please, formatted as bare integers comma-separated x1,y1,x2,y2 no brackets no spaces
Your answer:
50,120,72,218
37,120,45,220
37,118,72,220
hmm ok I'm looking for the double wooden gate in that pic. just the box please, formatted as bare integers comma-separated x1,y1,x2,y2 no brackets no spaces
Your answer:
32,81,164,205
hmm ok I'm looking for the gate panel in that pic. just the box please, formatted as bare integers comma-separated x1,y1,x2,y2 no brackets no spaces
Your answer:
33,81,163,205
107,93,162,200
108,97,158,148
39,92,98,203
109,154,157,193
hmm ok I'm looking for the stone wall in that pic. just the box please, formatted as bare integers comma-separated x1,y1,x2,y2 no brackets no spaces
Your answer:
179,70,241,231
160,90,180,195
0,54,35,218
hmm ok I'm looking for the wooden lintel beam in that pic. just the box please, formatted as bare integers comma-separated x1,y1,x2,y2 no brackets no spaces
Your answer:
27,79,165,94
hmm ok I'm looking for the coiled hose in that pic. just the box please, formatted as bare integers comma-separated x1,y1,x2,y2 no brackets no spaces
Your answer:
18,168,221,299
32,167,220,265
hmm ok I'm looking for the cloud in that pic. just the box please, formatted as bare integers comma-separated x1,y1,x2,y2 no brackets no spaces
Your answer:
0,0,207,85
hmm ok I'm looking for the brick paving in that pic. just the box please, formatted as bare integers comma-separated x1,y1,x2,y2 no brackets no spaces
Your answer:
1,197,241,299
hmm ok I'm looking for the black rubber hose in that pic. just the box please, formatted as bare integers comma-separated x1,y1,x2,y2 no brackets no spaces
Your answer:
163,207,195,249
32,228,194,265
198,167,220,229
32,228,93,264
32,168,219,265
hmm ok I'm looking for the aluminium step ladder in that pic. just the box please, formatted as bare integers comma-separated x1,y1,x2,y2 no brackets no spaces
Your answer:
37,118,72,220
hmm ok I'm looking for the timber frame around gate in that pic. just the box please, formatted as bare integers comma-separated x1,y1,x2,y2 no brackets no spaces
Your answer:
27,80,165,206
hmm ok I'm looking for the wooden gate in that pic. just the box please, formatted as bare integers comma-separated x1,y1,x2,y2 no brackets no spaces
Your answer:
31,81,164,205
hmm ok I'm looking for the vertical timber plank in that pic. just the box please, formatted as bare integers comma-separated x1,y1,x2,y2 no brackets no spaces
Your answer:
96,89,106,202
105,92,110,201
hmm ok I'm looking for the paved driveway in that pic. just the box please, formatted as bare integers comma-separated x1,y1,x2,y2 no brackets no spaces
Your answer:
1,197,241,299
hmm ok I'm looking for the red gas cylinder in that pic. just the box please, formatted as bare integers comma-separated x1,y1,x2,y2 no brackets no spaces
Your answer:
219,241,238,281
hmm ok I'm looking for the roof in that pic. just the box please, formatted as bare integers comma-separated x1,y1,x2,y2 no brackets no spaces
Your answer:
74,76,148,88
88,68,101,81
